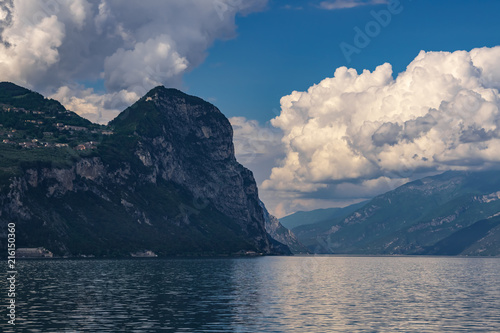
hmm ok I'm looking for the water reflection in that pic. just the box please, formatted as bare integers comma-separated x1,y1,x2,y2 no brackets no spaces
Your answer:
0,256,499,332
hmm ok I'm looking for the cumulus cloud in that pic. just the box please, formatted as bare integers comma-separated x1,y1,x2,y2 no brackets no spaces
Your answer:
0,0,267,123
0,13,65,86
263,47,500,208
51,85,140,124
0,0,13,45
230,117,285,184
319,0,388,10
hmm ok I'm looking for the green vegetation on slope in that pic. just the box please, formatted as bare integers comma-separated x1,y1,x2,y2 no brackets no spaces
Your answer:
0,82,111,182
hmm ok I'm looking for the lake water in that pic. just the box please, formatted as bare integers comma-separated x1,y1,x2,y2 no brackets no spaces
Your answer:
1,256,499,332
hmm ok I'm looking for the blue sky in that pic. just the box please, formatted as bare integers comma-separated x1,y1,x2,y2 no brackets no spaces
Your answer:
185,0,500,124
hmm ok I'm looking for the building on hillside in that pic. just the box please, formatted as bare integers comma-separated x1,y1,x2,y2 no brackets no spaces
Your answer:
17,247,53,258
130,250,158,258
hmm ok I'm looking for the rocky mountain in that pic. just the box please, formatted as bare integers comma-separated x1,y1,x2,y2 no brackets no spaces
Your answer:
293,171,500,256
0,83,289,257
260,201,309,254
423,215,500,256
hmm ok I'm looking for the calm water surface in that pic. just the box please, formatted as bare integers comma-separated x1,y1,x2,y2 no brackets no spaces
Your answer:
1,256,499,332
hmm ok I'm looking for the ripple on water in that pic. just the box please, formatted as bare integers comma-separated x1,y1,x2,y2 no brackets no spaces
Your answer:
0,257,498,332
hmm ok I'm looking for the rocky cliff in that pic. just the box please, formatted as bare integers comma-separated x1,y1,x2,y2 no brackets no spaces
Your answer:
260,201,309,254
0,84,289,257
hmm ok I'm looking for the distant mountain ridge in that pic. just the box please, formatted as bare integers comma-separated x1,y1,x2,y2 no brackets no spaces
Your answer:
0,82,290,257
280,201,368,231
290,171,500,256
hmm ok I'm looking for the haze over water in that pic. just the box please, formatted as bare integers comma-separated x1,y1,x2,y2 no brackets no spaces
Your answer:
1,256,499,332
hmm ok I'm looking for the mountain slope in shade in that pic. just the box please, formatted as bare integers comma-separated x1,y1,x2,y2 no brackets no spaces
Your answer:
0,83,289,257
260,201,309,254
293,171,500,256
279,201,368,230
421,215,500,256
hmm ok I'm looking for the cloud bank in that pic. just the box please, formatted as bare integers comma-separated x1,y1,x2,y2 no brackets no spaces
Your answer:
0,0,267,123
262,47,500,215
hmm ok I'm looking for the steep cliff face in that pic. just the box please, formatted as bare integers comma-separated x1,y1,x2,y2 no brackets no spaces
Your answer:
0,85,286,257
110,87,269,247
260,201,310,254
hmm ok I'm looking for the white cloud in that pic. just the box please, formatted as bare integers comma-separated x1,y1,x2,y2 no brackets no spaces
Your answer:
50,85,139,124
282,5,304,10
0,0,267,123
69,0,90,30
263,47,500,209
319,0,388,10
0,14,65,87
0,0,13,41
103,35,188,94
230,117,285,184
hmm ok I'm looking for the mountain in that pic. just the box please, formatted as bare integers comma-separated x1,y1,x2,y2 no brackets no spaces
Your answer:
422,215,500,256
279,201,368,230
287,201,369,252
0,82,289,257
260,201,309,254
294,171,500,256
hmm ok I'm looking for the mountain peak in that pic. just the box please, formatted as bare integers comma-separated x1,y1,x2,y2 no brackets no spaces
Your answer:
142,86,213,108
0,81,87,126
0,81,43,105
0,81,32,95
109,86,224,137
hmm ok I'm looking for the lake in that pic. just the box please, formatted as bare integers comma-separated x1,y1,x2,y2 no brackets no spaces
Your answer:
1,256,499,332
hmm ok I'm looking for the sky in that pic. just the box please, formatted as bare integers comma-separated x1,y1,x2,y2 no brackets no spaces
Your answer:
1,0,500,217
